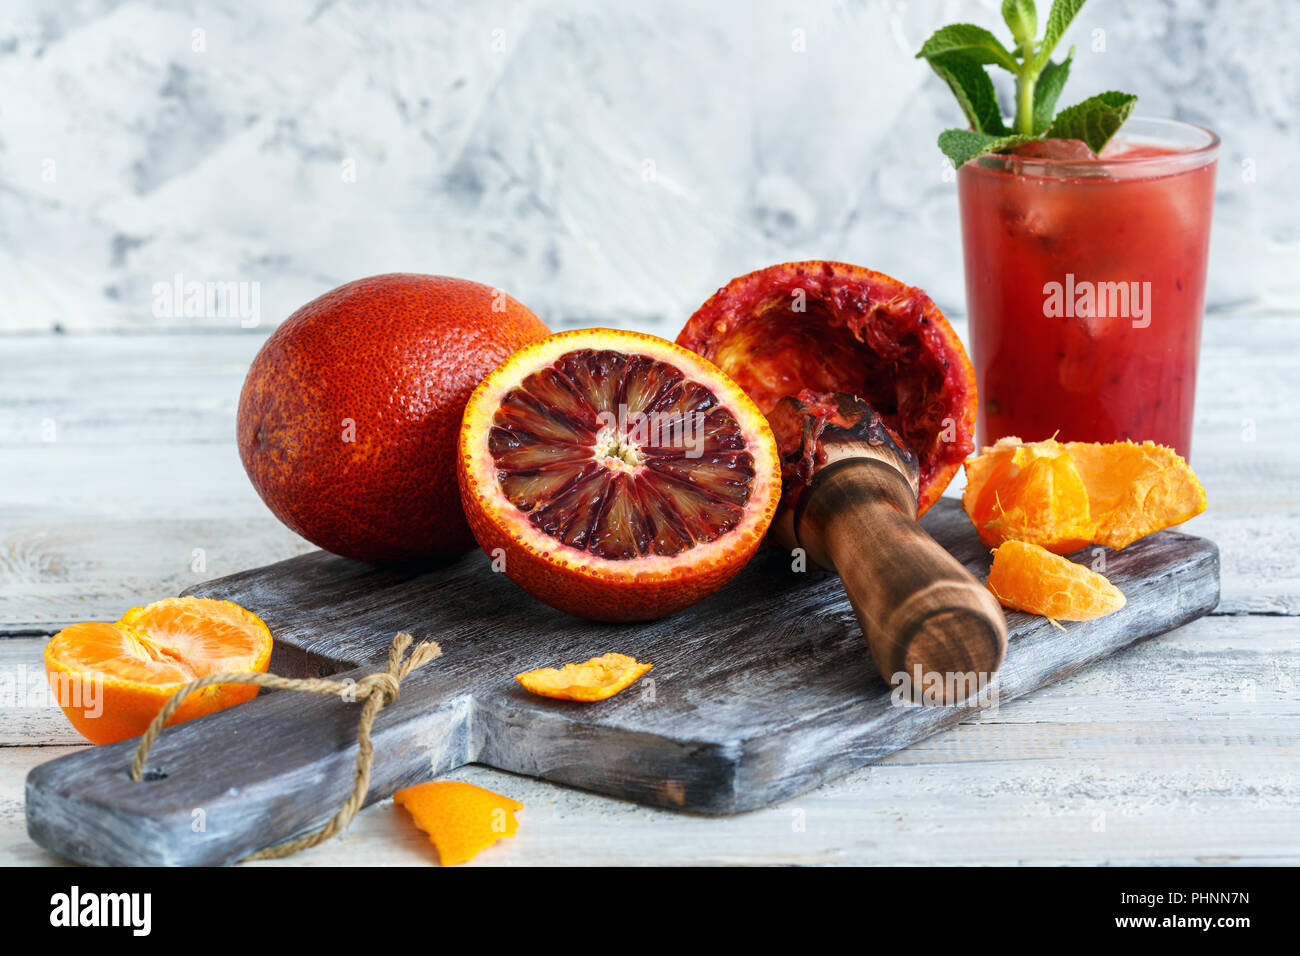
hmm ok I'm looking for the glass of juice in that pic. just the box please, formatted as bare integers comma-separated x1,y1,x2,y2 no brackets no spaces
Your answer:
958,117,1219,458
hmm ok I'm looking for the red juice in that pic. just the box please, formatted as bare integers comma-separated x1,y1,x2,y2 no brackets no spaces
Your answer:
958,118,1219,458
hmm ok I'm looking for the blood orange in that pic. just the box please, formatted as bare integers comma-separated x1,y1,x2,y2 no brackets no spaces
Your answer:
458,329,781,621
238,274,550,561
677,261,977,516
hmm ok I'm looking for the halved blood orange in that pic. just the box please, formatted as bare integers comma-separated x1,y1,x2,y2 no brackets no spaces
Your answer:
677,261,977,516
457,329,781,621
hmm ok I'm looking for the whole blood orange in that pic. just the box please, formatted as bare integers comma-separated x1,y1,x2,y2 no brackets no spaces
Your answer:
458,329,781,621
677,261,977,516
238,274,550,561
44,597,273,745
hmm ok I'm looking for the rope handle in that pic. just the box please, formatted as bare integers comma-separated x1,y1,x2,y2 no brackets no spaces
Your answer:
130,631,441,861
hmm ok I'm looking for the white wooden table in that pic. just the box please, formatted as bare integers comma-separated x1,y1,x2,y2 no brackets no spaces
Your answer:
3,317,1298,866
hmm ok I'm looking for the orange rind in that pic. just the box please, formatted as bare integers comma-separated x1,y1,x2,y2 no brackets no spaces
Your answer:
393,781,523,866
516,652,653,702
964,437,1206,553
44,596,273,745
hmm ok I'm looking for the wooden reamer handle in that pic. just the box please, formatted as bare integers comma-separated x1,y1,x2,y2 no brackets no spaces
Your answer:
794,459,1008,705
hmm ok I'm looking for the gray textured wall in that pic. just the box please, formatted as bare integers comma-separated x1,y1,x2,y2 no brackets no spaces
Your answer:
2,0,1295,335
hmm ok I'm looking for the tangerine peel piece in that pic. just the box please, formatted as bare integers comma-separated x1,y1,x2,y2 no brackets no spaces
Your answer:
393,781,523,866
516,652,652,701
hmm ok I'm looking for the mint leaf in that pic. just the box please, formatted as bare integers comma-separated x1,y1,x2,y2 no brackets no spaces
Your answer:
928,55,1008,135
1047,90,1138,153
938,129,1039,168
1035,0,1085,69
1001,0,1038,47
922,0,1136,161
916,24,1019,73
1032,47,1074,132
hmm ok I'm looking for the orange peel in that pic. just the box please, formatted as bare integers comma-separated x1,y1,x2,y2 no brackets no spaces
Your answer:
393,781,523,866
515,652,652,702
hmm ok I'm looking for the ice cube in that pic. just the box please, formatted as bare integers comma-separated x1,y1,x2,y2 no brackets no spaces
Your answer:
1011,138,1098,161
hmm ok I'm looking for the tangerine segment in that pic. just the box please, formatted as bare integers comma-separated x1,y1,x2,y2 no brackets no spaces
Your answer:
393,781,523,866
516,653,652,701
979,440,1093,553
986,540,1126,621
44,597,273,746
459,329,781,622
676,261,977,516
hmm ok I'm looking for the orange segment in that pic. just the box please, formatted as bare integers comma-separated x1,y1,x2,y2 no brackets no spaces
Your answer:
44,597,273,745
516,653,652,701
963,437,1206,553
393,781,523,866
986,540,1126,621
980,440,1093,553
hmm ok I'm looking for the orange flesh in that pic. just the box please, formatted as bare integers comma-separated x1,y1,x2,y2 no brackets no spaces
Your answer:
44,597,273,746
50,601,271,685
489,349,756,560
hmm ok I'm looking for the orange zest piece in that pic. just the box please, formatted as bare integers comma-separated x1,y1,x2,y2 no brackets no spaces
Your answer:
987,540,1126,622
393,781,523,865
964,437,1206,553
44,596,273,745
515,652,652,701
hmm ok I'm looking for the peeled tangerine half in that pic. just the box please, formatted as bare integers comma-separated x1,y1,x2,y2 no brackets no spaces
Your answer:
964,437,1206,553
457,328,781,622
44,597,273,745
987,540,1126,622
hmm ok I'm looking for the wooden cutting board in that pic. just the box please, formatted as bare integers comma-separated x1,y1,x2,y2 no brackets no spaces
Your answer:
25,500,1219,865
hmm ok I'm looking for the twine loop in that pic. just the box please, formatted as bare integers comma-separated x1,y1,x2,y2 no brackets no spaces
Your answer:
129,631,441,861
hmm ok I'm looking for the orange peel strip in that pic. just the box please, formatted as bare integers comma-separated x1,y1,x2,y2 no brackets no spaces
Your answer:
515,652,652,702
393,781,523,866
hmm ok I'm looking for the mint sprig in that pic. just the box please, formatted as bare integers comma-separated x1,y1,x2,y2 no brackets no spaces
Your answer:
917,0,1137,167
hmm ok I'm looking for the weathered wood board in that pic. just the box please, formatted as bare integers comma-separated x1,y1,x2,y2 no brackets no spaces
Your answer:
25,500,1219,866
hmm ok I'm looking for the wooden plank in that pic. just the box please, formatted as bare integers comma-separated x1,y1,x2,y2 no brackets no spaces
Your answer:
23,503,1218,865
9,615,1297,866
4,318,1296,866
7,614,1294,747
13,718,1300,867
0,517,312,633
3,318,1296,630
